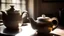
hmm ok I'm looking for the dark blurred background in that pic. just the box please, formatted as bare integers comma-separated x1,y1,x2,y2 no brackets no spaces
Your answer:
0,0,63,25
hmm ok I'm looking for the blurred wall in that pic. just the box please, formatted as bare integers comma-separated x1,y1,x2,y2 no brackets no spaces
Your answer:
28,0,34,19
34,0,64,19
0,0,1,10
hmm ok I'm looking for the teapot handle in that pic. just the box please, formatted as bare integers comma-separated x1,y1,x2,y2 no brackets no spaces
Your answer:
51,17,58,30
21,11,29,18
21,11,30,23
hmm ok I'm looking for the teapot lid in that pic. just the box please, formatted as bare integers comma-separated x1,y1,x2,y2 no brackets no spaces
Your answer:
37,14,50,20
36,14,50,23
6,5,15,12
6,5,20,14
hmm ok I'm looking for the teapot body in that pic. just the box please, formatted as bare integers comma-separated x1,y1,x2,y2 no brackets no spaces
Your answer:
1,5,22,30
3,12,22,30
36,17,53,33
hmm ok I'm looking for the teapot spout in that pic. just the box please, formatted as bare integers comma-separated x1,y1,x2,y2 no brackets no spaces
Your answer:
21,11,37,29
1,11,7,20
29,17,37,29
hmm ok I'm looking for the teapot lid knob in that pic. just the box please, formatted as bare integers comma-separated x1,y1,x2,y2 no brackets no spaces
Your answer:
42,14,46,17
10,5,14,8
10,5,15,10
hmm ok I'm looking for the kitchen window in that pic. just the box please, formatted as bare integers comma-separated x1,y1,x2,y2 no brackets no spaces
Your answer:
0,0,26,22
0,0,26,12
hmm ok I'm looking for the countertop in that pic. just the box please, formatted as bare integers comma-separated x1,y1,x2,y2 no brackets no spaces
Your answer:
0,23,62,36
0,23,36,36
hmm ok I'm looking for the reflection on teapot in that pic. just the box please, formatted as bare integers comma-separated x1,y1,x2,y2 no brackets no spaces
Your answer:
0,5,24,30
28,14,58,33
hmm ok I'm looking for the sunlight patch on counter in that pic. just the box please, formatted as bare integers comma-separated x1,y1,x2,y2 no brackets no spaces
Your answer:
16,23,37,36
